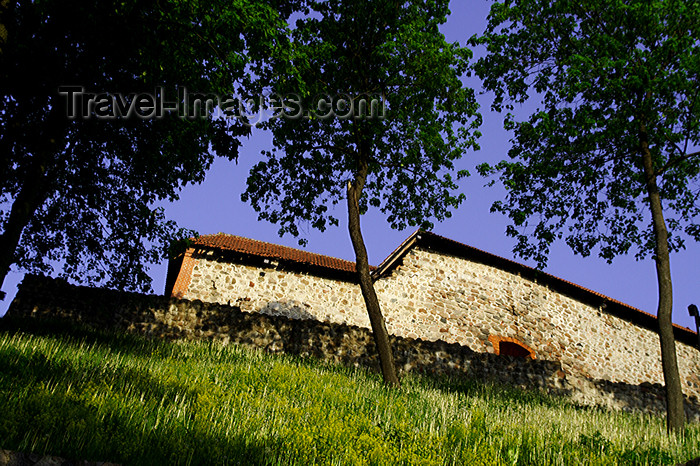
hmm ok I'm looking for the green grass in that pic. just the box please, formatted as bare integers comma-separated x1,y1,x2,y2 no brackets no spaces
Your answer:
0,319,698,465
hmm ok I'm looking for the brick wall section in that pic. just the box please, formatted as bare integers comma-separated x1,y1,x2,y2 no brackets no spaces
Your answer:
180,245,700,411
171,249,195,299
7,274,700,420
488,335,536,359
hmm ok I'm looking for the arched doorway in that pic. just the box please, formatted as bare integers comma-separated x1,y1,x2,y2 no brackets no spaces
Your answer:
488,335,536,359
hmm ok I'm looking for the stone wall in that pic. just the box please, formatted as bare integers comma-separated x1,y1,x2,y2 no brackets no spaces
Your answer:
374,248,700,402
179,245,700,410
185,249,371,327
6,274,700,420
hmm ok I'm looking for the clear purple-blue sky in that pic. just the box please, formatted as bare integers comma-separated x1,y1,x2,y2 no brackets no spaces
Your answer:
1,0,698,332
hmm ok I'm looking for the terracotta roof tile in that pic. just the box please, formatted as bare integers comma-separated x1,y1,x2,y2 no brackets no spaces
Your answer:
193,233,363,275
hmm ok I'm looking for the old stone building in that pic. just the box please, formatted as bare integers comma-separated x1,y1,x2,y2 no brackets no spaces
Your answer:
166,230,700,405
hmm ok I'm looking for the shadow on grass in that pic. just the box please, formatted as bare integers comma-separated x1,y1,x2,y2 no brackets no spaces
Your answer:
0,316,594,416
2,319,698,465
0,322,288,465
0,316,168,356
412,371,570,409
0,381,284,465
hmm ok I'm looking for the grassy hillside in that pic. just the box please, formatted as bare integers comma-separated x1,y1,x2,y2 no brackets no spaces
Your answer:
0,319,698,465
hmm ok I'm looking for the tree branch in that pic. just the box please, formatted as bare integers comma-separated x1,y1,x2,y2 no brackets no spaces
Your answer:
658,148,700,176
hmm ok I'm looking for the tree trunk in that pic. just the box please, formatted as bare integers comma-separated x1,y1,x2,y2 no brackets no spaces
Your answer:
639,121,686,432
346,147,400,386
0,158,51,299
0,100,64,299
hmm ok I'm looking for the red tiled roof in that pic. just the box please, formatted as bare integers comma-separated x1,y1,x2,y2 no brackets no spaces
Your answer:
192,233,363,275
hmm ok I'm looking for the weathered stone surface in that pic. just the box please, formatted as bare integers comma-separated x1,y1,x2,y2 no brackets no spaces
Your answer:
181,246,700,416
6,274,700,420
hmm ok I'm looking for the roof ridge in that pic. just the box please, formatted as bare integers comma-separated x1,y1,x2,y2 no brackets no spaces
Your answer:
193,233,369,275
203,232,307,252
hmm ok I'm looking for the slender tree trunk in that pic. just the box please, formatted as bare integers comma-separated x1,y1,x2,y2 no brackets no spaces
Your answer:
0,100,64,299
346,146,400,386
639,121,686,432
0,159,51,299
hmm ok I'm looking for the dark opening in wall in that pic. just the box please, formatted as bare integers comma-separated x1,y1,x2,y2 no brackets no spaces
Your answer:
500,341,532,358
488,335,536,359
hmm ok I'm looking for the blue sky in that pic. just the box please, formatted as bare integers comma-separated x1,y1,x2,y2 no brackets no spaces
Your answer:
2,0,699,333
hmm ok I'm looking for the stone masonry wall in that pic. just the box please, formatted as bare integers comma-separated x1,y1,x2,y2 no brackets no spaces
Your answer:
374,248,700,404
178,246,700,417
185,250,370,328
7,274,700,420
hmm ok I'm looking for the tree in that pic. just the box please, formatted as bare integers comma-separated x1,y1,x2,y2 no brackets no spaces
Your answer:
472,0,700,431
0,0,8,54
0,0,294,297
242,0,481,384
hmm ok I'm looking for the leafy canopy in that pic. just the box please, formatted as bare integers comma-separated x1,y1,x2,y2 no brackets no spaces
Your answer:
0,0,292,290
242,0,481,243
472,0,700,266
